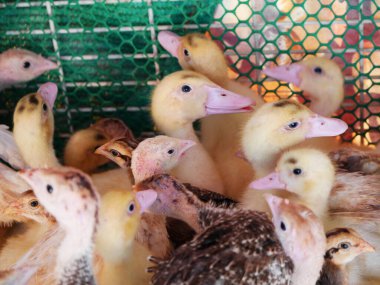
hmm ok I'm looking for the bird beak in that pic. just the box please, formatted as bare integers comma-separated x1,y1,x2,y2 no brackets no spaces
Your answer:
158,31,181,58
135,189,158,214
204,85,255,115
264,194,283,218
263,63,304,87
38,82,58,110
359,241,375,253
249,172,287,190
305,114,348,138
179,140,196,157
94,143,107,156
39,57,58,72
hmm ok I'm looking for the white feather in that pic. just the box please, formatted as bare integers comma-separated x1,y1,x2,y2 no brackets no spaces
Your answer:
0,125,26,170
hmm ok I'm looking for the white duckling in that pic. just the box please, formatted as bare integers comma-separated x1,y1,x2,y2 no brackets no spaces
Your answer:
158,31,263,199
151,70,254,194
249,148,334,222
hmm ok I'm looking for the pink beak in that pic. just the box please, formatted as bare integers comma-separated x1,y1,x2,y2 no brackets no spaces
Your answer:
306,114,348,138
39,56,58,72
135,189,157,213
37,82,58,110
263,63,304,87
204,85,255,115
158,31,181,58
179,139,196,156
249,172,287,190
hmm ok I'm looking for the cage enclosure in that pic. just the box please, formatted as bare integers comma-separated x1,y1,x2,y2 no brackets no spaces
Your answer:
0,0,379,156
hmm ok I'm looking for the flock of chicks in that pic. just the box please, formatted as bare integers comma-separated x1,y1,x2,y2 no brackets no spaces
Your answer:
0,31,379,285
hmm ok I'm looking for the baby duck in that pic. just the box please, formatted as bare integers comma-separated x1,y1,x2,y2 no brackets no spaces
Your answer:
248,148,334,221
0,48,57,91
266,194,326,285
19,167,100,285
317,228,375,285
241,99,347,179
151,70,254,194
263,57,344,117
96,190,157,285
158,31,262,199
64,118,137,174
13,82,60,168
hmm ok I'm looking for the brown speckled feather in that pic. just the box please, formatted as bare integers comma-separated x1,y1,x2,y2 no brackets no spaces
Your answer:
329,148,380,175
150,207,293,285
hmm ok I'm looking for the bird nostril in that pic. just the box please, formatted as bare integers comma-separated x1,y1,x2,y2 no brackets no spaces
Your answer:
221,94,226,97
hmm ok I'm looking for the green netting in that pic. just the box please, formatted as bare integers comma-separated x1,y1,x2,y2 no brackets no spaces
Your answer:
0,0,379,157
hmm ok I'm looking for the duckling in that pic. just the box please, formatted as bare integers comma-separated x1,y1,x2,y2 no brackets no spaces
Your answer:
0,48,57,91
266,194,326,285
248,148,334,221
18,167,99,284
144,184,293,284
241,99,347,179
64,118,137,174
263,57,344,117
96,189,157,285
158,31,263,199
317,228,375,285
13,82,60,168
151,70,254,194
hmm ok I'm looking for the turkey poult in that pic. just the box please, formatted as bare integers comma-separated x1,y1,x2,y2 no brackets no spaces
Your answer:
317,228,375,285
158,31,262,199
151,70,254,194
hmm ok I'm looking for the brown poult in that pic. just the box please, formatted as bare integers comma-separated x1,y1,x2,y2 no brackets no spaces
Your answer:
136,175,294,285
317,228,375,285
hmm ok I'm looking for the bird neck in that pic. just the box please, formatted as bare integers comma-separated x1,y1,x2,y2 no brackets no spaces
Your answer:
292,252,325,285
161,123,199,142
251,149,280,178
56,222,96,283
306,85,343,117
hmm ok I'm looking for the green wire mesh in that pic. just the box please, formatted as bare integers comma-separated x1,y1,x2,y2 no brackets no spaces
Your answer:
0,0,379,157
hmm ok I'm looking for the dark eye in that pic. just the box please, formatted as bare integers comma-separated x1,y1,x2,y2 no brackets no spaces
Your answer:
23,61,31,69
293,168,302,175
181,85,192,93
167,149,175,155
340,242,350,249
42,103,48,111
127,202,135,214
280,222,286,231
46,184,53,194
30,200,39,207
183,49,190,57
288,121,299,129
111,149,121,157
314,66,322,74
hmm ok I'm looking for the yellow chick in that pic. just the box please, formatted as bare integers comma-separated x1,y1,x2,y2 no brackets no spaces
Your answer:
151,70,254,194
158,31,263,199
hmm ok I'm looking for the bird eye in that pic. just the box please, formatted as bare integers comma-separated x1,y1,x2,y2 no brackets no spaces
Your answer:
111,149,121,157
29,200,39,208
23,61,31,69
167,149,175,155
127,201,135,214
286,121,300,130
340,242,350,249
46,184,53,194
313,66,322,74
293,168,302,175
280,222,286,231
181,85,192,93
42,103,48,112
183,49,190,57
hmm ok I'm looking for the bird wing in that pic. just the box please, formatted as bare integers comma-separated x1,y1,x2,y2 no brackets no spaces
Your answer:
0,125,26,169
